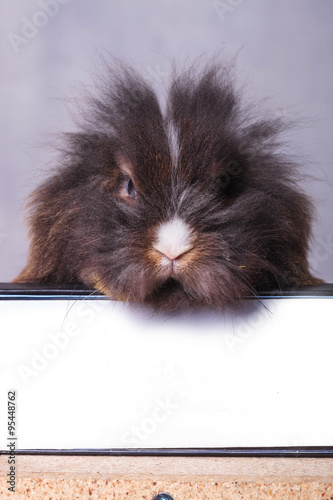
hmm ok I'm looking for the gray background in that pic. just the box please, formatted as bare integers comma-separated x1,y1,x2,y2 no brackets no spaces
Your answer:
1,0,332,283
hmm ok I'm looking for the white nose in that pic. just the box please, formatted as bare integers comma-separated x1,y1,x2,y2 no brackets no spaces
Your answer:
154,217,193,260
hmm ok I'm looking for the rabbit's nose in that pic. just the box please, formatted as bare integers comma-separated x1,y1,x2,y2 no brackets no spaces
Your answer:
156,247,188,261
154,217,193,261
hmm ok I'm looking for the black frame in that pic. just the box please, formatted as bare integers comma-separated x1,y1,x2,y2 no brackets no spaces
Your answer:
0,447,332,457
1,282,333,299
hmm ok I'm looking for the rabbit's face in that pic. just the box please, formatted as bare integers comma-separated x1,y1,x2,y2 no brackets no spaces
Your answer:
16,61,321,310
80,145,244,309
76,124,295,311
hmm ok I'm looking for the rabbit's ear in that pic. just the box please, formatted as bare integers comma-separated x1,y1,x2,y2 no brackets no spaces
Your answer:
89,65,167,157
168,63,236,128
166,63,240,184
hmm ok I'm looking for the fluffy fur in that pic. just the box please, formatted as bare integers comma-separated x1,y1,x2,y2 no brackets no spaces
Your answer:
15,60,322,310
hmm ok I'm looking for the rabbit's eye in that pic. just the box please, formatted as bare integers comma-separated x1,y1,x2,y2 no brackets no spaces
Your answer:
126,178,136,199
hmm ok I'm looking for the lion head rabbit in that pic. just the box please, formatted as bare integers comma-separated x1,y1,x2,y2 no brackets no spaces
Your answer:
15,60,322,310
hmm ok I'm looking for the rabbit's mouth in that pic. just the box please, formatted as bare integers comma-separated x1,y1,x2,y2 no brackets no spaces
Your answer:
145,277,193,310
157,277,183,293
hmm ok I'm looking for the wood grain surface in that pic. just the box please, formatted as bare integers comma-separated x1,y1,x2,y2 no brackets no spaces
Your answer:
1,455,333,481
1,456,333,499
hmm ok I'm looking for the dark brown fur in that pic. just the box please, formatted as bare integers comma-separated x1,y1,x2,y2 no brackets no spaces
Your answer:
15,60,322,310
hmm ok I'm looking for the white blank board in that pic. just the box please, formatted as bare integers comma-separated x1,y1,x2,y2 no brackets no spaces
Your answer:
0,297,332,450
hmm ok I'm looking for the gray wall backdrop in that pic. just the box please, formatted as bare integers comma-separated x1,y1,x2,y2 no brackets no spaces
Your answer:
1,0,332,282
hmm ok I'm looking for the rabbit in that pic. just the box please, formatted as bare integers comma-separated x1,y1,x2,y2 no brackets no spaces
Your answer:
14,60,323,311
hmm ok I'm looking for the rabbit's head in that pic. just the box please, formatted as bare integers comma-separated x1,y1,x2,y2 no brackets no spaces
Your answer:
15,61,322,310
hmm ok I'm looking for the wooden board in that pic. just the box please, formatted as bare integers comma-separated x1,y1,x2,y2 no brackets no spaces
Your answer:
1,455,332,499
